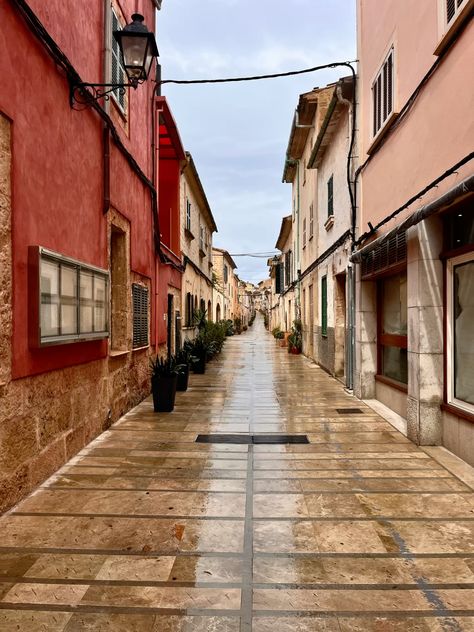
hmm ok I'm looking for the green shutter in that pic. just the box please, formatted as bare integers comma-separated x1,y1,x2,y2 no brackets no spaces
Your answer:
327,176,334,218
321,276,327,336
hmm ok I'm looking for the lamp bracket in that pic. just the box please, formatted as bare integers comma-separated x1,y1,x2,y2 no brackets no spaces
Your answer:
69,81,137,109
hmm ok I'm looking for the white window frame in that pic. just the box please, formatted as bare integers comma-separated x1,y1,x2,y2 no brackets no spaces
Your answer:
446,250,474,415
436,0,473,54
372,47,394,138
35,247,109,346
110,6,127,113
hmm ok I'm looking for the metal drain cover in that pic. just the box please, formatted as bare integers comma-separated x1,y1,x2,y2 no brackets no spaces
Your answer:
196,434,309,445
336,408,364,414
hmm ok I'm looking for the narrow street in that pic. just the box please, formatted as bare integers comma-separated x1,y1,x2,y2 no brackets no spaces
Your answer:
0,317,473,631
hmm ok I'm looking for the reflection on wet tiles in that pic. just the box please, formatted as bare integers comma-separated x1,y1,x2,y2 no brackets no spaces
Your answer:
1,318,473,628
0,611,73,632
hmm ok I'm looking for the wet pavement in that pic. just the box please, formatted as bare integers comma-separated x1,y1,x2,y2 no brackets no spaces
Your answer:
1,317,474,631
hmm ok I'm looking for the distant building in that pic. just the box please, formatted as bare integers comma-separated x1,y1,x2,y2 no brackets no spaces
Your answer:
212,248,238,322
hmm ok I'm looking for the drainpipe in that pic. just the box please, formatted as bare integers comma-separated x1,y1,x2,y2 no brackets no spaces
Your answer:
337,82,356,391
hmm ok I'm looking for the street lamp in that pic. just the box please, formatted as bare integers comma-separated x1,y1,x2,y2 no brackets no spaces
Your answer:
70,13,159,107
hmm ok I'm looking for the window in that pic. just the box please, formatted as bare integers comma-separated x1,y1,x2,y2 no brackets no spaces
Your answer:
303,218,307,249
378,272,408,384
446,0,469,24
132,284,148,348
372,48,394,137
309,203,314,239
199,225,205,254
275,263,283,295
303,158,307,185
285,251,292,287
185,292,194,327
327,175,334,218
37,248,108,345
186,199,191,232
447,251,474,413
224,264,228,284
321,276,328,336
111,8,126,111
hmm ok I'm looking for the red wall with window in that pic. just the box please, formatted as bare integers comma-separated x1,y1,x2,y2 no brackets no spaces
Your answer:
1,0,158,378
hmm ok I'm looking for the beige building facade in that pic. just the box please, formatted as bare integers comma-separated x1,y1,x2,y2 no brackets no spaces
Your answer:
180,153,217,342
212,248,237,322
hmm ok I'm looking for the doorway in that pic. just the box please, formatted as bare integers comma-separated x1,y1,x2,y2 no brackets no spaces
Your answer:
334,273,346,379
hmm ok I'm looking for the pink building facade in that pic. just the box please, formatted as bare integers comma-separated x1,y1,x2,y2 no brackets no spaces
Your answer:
353,0,474,463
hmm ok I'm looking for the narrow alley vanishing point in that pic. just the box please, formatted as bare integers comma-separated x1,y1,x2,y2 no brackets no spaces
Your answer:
0,318,473,630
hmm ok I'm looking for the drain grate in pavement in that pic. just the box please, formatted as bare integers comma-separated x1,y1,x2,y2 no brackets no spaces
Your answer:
196,434,309,445
336,408,364,414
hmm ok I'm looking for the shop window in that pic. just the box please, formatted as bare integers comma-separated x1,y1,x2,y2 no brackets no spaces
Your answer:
132,284,148,348
447,252,474,412
34,247,108,346
377,272,408,384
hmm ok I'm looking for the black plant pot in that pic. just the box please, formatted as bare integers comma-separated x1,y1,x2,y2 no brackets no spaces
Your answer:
152,375,178,412
176,364,190,391
192,356,206,374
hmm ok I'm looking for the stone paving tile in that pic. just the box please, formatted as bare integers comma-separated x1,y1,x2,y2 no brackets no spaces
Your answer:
0,317,473,629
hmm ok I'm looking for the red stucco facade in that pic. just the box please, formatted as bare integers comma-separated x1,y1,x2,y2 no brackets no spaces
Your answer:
0,0,184,512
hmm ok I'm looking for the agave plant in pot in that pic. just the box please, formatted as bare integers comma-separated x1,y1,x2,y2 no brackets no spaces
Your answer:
176,346,197,392
150,355,185,412
190,335,216,374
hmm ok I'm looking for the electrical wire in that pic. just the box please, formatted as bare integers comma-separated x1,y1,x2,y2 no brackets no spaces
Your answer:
159,61,358,85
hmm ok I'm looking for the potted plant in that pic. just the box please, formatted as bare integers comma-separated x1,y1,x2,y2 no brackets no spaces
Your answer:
288,319,303,354
189,336,213,374
150,355,184,412
234,317,242,334
175,347,196,391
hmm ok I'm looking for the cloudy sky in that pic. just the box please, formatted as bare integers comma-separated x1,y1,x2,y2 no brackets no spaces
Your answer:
157,0,356,284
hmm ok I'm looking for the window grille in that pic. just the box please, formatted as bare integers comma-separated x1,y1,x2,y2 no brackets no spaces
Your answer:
327,175,334,218
372,48,394,136
111,9,126,110
132,284,148,348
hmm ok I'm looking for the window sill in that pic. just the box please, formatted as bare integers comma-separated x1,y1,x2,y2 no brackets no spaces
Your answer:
309,235,314,241
375,373,408,393
367,111,399,155
185,228,195,241
324,215,334,231
109,349,129,358
132,345,149,353
441,402,474,424
199,249,207,258
434,0,474,56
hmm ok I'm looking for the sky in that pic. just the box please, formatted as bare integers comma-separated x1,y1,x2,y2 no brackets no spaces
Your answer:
157,0,356,284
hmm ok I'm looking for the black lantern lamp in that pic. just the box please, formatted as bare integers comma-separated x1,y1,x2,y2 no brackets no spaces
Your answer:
70,13,159,107
114,14,159,86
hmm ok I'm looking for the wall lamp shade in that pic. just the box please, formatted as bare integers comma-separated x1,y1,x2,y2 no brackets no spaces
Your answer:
114,14,159,86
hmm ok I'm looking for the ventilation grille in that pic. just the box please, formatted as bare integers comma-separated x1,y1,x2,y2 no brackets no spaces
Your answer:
361,232,406,278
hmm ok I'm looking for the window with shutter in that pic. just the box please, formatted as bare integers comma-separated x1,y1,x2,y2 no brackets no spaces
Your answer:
275,263,283,295
321,276,328,337
372,48,394,137
309,203,314,239
303,218,307,249
327,175,334,218
111,9,126,111
132,284,149,348
447,0,467,23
